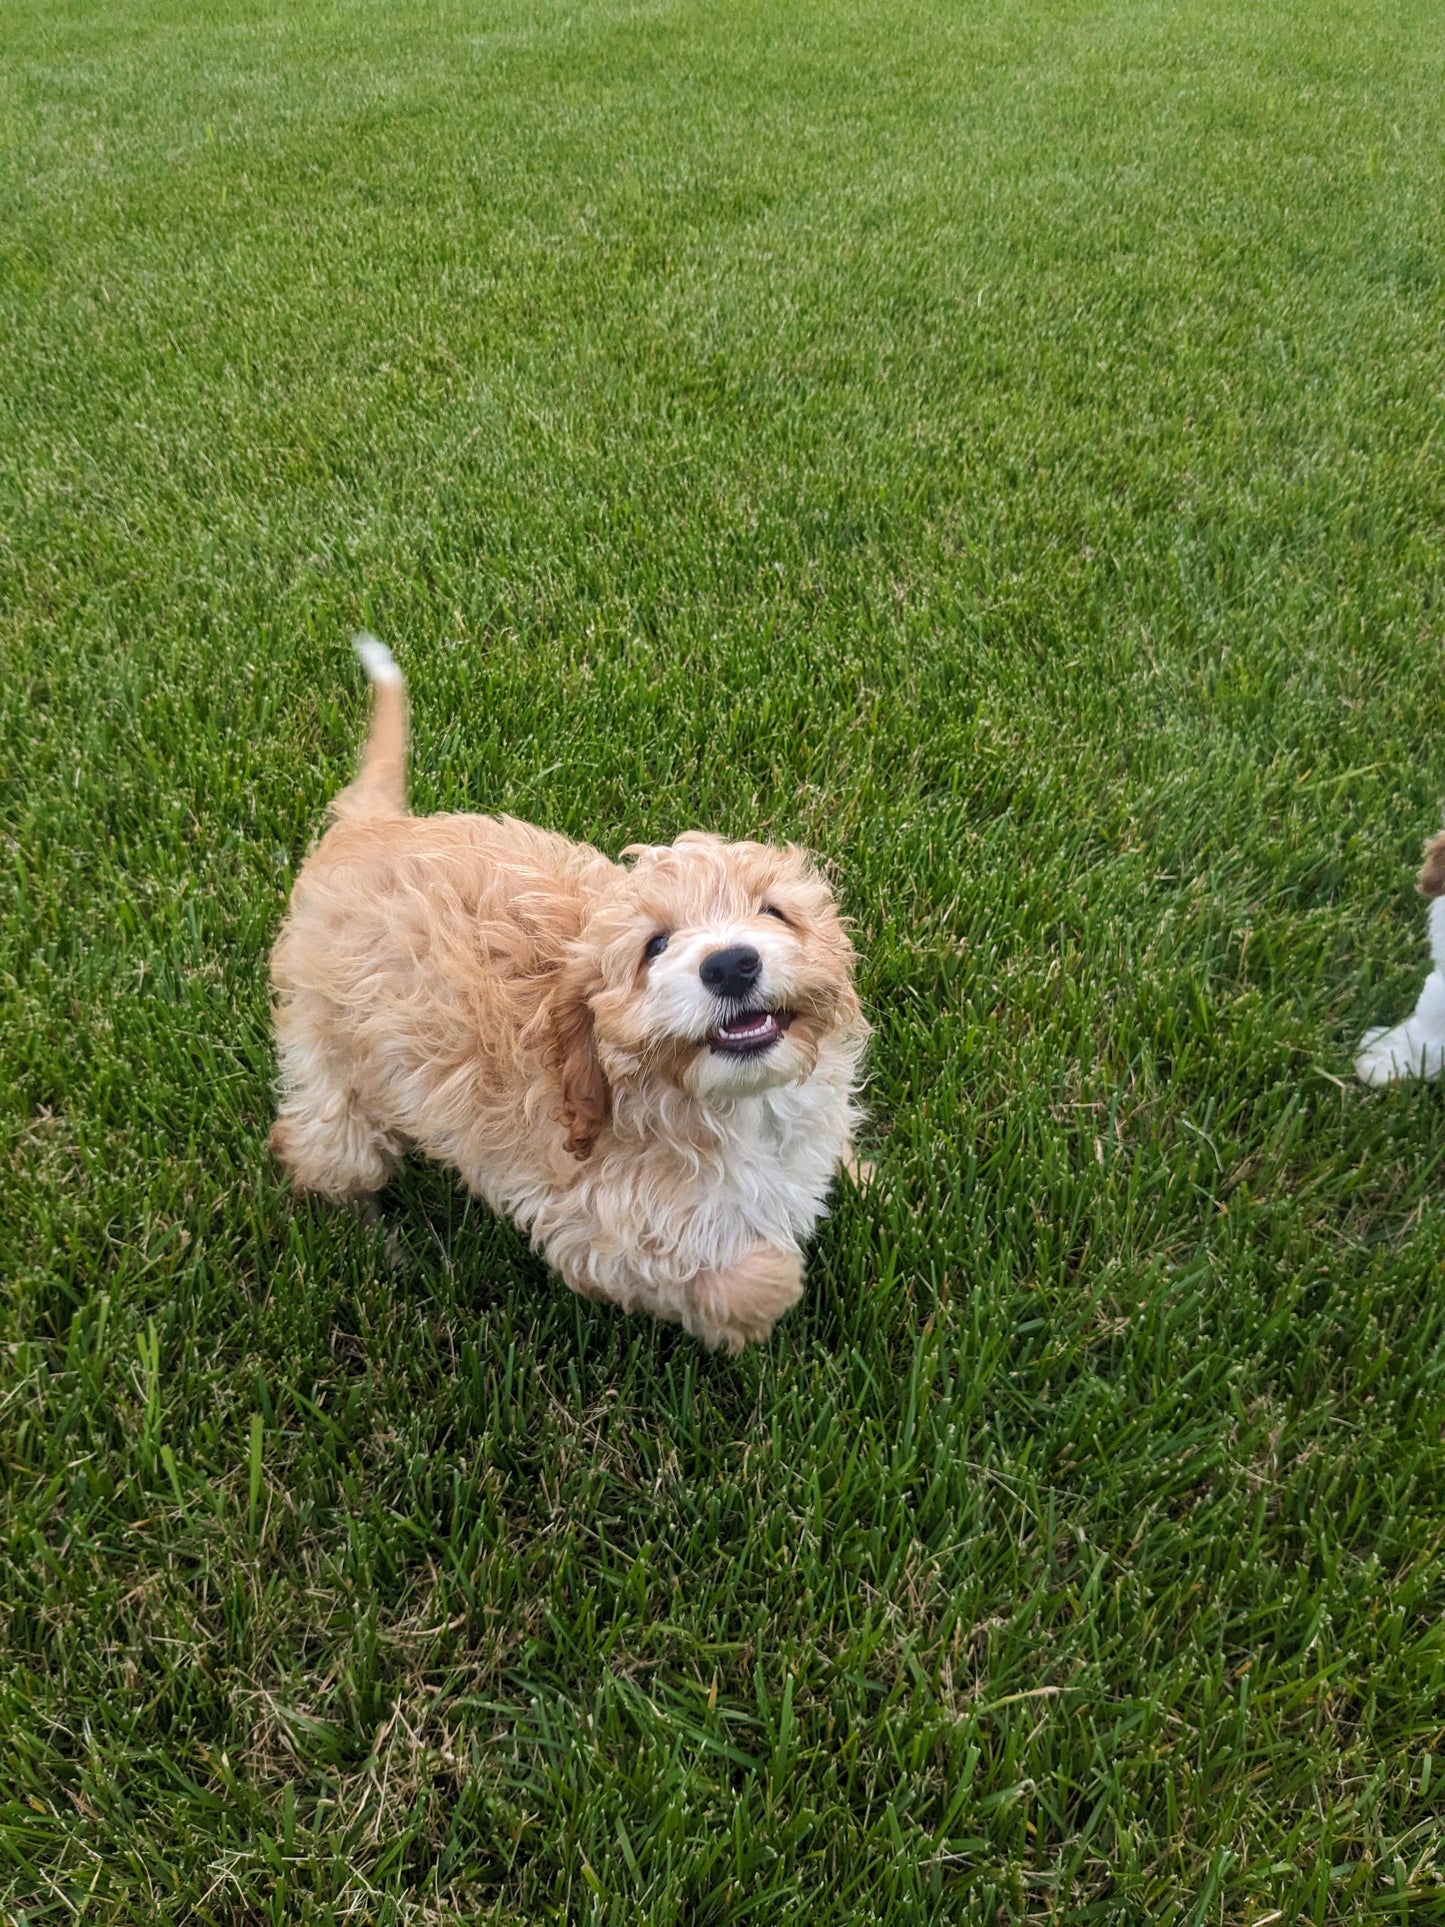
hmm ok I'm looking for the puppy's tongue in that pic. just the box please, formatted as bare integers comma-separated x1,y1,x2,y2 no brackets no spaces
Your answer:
716,1012,779,1043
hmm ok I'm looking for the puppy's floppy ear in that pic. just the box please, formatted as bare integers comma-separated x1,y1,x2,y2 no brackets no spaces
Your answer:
1420,831,1445,898
546,956,610,1160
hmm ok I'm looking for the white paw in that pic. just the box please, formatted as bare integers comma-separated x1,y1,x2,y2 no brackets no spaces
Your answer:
1355,1024,1444,1087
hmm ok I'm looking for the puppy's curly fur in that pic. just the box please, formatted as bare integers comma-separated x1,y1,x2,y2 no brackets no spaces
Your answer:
269,640,869,1351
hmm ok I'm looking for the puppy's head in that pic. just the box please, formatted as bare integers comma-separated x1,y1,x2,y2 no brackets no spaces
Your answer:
550,832,865,1156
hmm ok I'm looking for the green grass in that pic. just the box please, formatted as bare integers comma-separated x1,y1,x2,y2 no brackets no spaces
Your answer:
4,0,1445,1918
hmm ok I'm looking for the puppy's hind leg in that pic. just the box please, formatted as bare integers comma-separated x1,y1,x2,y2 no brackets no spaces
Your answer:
841,1148,876,1191
270,1005,399,1203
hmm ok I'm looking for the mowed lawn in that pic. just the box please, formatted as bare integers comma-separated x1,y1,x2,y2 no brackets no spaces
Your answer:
5,0,1445,1919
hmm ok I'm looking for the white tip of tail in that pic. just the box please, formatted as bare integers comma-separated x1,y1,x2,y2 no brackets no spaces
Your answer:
352,632,403,687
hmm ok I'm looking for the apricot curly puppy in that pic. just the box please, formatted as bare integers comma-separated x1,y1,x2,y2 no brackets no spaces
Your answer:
269,638,869,1352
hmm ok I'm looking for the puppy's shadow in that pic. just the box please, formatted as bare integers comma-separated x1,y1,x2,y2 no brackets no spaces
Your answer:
373,1159,546,1312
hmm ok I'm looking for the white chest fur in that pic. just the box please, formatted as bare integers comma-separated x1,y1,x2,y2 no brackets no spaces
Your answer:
520,1044,860,1306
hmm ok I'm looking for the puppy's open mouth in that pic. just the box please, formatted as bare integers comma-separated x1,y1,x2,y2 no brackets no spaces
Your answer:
708,1009,796,1057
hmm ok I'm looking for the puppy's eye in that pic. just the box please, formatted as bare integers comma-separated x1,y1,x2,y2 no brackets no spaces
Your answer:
643,932,670,963
761,905,789,924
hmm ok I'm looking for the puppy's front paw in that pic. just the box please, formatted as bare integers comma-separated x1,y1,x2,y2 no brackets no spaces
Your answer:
1355,1022,1444,1087
686,1244,805,1355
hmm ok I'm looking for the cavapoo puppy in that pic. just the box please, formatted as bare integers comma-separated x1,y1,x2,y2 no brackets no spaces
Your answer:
1355,826,1445,1086
269,637,869,1352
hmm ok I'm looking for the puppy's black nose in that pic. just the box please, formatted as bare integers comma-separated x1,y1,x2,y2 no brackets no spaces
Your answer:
700,944,762,1001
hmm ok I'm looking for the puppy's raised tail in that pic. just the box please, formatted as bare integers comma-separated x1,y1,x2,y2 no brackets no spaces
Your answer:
333,633,408,820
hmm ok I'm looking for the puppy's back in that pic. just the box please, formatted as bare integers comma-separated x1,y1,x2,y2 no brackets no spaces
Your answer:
275,811,614,1005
